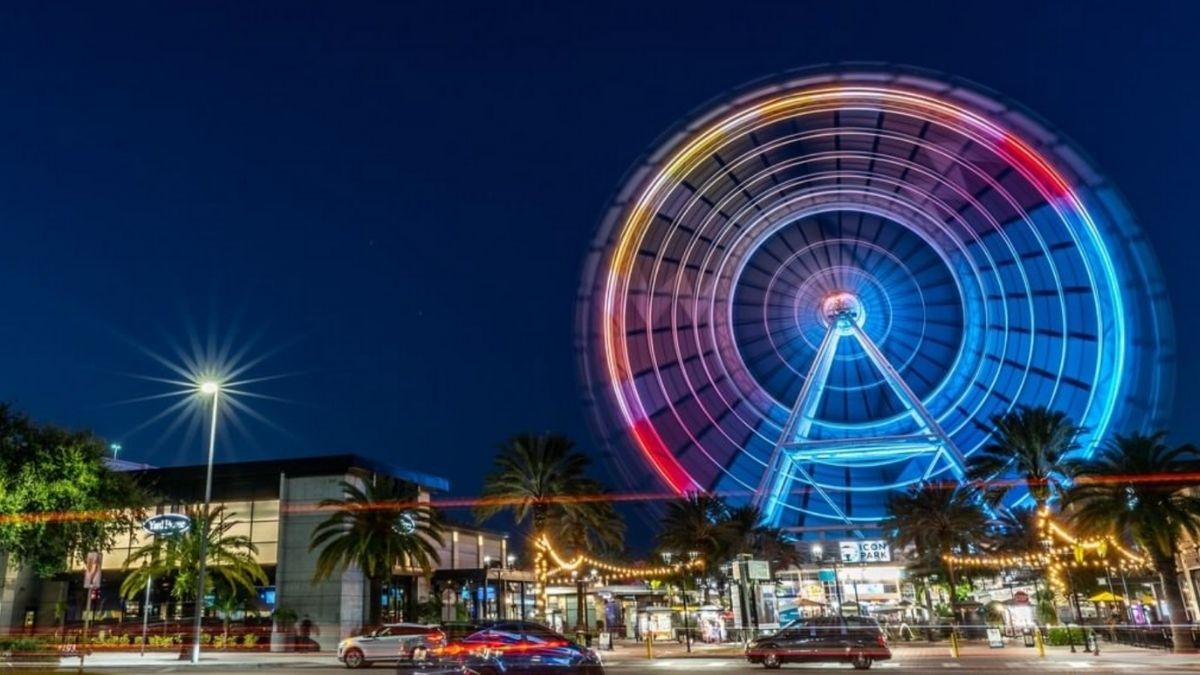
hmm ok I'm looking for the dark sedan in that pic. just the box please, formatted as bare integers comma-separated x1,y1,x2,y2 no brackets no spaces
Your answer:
746,616,890,670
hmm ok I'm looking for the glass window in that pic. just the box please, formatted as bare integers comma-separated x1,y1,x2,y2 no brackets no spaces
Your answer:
252,500,280,521
254,542,278,565
226,520,252,540
251,519,278,543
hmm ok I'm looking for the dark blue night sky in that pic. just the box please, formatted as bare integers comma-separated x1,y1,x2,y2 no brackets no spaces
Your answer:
2,1,1198,503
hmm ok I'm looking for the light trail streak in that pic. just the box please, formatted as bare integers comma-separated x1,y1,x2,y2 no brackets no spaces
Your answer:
6,471,1198,526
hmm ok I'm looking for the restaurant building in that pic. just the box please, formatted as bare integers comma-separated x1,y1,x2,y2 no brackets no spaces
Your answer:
0,455,515,650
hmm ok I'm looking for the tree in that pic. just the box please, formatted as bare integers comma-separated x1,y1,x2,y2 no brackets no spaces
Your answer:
120,505,267,616
882,482,990,624
0,404,147,578
990,506,1043,558
476,433,624,552
309,476,443,627
212,585,247,647
656,492,729,564
550,499,625,557
1067,432,1200,653
968,406,1082,508
720,504,800,572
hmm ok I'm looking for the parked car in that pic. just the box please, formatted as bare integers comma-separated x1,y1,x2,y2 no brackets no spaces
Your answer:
745,616,890,670
339,623,446,669
428,621,603,675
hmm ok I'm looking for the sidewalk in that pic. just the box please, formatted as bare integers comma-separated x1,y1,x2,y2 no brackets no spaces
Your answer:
598,637,1200,668
62,650,334,669
43,639,1200,670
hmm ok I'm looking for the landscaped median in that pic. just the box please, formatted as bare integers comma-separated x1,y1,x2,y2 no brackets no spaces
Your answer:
0,636,61,665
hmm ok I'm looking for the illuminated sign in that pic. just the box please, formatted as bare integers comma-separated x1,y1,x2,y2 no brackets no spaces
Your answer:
838,540,891,563
142,513,191,537
395,512,416,535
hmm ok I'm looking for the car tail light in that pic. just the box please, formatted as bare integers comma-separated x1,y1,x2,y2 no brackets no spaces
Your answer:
876,633,887,648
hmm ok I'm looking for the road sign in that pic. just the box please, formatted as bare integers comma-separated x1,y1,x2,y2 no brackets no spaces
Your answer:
746,560,771,580
142,513,192,537
83,551,102,589
987,627,1004,648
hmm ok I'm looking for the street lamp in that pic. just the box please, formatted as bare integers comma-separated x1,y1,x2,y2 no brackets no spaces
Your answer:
811,543,842,610
191,380,220,664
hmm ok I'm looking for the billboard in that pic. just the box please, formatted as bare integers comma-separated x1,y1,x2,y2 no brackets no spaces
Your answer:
838,540,891,563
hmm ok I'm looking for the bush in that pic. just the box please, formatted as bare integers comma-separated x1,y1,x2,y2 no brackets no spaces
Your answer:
148,635,177,648
1045,626,1090,646
0,636,57,663
243,633,259,647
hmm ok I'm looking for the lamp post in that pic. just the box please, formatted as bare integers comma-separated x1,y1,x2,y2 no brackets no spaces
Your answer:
682,551,698,652
586,569,598,635
191,381,220,664
667,550,696,648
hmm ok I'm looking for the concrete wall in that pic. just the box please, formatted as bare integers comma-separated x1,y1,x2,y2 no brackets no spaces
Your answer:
276,472,366,650
0,554,41,630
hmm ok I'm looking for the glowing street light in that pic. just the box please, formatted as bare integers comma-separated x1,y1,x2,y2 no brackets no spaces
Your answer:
191,379,221,664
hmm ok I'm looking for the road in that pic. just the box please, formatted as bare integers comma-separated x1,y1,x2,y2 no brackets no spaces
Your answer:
43,642,1200,674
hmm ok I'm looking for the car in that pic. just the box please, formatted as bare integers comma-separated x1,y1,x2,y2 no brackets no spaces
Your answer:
429,621,603,675
745,616,891,670
338,623,446,669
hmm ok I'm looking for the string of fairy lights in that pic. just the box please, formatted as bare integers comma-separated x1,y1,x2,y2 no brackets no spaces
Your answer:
531,535,704,617
942,507,1151,598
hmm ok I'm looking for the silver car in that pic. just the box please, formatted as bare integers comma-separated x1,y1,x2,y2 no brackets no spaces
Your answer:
338,623,446,668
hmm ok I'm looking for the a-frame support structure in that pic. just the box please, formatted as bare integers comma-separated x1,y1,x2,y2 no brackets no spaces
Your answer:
753,293,966,528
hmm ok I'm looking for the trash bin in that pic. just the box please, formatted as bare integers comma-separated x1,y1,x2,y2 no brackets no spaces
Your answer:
1022,628,1035,647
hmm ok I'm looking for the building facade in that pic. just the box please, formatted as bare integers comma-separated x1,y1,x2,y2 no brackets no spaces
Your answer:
0,455,510,650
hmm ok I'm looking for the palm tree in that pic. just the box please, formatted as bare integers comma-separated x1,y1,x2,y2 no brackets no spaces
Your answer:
720,504,800,572
968,406,1082,508
882,482,990,626
120,505,267,618
550,498,626,556
476,433,623,552
310,476,443,626
657,492,729,564
1067,432,1200,653
212,585,247,647
990,506,1043,557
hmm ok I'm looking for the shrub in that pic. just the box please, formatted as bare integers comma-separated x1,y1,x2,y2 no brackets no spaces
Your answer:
0,636,57,663
1045,626,1090,646
0,637,50,653
243,633,259,647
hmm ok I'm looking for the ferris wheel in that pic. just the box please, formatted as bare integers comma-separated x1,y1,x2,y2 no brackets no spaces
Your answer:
577,67,1173,534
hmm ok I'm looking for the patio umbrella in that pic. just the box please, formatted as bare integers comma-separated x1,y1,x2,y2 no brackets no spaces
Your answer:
1089,591,1125,602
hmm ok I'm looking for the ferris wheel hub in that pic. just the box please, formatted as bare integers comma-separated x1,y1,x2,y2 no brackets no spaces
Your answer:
820,291,865,332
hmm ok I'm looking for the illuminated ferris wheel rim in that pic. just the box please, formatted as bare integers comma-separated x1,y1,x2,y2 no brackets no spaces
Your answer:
602,84,1119,466
580,67,1172,527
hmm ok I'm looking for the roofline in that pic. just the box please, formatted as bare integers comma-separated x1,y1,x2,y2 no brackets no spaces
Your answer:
114,453,451,493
